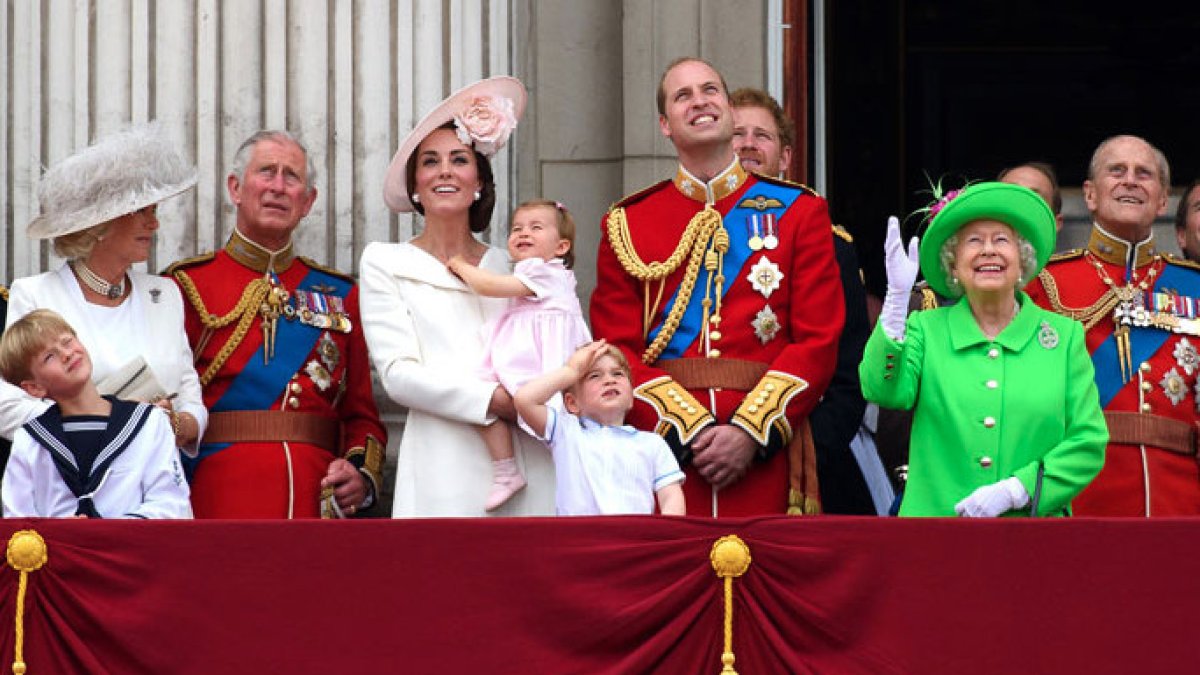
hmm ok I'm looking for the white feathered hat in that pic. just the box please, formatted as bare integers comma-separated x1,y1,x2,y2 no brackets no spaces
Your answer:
27,122,197,240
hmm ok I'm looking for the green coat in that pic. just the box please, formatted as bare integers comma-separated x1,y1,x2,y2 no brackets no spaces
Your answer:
860,292,1107,516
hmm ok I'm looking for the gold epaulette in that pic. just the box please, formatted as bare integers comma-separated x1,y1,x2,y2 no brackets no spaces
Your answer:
1047,248,1085,263
750,172,820,197
0,285,8,303
1162,252,1200,272
610,179,672,210
634,376,715,445
831,224,853,243
298,256,355,284
163,250,217,276
730,371,808,445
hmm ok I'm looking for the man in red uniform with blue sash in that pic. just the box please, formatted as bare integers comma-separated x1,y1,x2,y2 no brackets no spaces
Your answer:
1027,135,1200,516
168,131,385,518
591,58,844,517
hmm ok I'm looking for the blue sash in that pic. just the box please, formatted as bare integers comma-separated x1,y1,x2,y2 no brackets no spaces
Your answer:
648,180,800,360
1092,263,1200,406
191,267,351,467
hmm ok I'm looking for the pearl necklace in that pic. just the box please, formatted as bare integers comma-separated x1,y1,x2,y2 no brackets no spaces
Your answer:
72,260,127,300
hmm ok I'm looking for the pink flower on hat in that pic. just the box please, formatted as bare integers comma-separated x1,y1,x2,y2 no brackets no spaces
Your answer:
454,95,517,157
928,188,961,219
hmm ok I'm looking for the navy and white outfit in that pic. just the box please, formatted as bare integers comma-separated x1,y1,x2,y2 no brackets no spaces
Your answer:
2,398,191,518
541,408,684,515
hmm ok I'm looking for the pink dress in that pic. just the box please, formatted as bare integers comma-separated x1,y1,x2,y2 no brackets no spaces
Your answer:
482,258,593,397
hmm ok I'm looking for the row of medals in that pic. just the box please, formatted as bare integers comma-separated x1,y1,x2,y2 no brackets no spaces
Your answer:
747,212,779,251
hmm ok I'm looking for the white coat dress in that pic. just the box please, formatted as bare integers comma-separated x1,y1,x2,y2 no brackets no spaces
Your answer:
359,241,555,517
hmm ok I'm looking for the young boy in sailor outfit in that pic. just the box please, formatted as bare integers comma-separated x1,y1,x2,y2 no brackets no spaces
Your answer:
0,309,191,518
515,340,686,516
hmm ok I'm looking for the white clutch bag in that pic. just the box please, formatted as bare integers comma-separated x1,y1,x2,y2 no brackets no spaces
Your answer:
95,356,168,402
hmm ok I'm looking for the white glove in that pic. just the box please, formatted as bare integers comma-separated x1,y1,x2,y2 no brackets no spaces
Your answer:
880,216,920,341
954,476,1031,518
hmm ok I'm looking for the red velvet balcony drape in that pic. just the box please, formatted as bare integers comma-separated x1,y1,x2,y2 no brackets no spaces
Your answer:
1,516,1195,674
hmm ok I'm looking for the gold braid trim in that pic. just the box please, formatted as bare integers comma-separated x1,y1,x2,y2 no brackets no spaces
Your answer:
1036,268,1119,331
607,205,724,364
173,269,271,386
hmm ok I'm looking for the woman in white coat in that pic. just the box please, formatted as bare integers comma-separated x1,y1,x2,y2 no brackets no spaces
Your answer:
0,124,207,454
362,77,555,516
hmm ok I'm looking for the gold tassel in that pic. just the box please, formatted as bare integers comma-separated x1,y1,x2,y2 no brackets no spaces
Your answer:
7,530,48,675
710,535,752,675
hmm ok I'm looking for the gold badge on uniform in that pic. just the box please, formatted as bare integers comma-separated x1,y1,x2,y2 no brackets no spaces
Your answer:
748,256,784,299
1037,321,1059,350
306,359,332,391
1160,367,1187,406
752,305,781,344
318,331,340,371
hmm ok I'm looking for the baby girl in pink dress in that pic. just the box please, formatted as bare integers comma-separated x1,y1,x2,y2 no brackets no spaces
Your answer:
448,199,592,510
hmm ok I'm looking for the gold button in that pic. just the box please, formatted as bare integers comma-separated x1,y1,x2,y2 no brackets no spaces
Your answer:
979,456,993,468
755,395,768,405
685,406,697,414
748,405,759,413
986,380,998,389
1141,381,1153,392
983,416,996,428
988,348,999,359
1140,362,1152,373
666,388,677,397
764,383,776,391
288,397,299,409
708,349,721,358
1141,402,1152,413
290,382,302,393
672,394,684,404
710,330,722,341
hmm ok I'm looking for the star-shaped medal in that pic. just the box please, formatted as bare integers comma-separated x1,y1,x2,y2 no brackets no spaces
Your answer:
1161,367,1187,406
1174,337,1199,376
747,256,784,299
752,305,781,344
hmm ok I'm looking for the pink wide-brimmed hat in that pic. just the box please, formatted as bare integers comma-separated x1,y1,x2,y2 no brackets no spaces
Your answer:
383,76,527,213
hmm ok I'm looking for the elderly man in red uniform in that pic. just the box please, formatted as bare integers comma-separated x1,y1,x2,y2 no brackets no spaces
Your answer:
1027,134,1200,516
168,130,385,518
591,58,843,517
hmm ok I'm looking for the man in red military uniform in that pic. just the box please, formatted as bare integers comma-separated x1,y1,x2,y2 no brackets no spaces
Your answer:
167,130,385,518
1027,134,1200,516
591,58,844,517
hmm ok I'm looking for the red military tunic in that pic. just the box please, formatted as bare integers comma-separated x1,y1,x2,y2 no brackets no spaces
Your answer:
591,159,843,517
168,231,386,518
1027,225,1200,516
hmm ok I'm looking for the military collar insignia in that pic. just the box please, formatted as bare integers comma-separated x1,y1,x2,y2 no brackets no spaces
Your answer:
225,229,296,273
1087,223,1156,269
673,157,747,204
747,256,784,299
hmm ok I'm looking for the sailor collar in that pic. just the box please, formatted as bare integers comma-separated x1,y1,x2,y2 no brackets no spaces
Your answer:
1087,222,1157,269
672,156,748,205
225,228,296,273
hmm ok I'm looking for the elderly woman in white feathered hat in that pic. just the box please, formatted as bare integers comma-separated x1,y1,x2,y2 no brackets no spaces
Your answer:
359,76,556,516
0,123,207,452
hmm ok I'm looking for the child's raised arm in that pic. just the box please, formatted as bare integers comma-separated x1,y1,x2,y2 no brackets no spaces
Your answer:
446,255,535,299
515,340,608,437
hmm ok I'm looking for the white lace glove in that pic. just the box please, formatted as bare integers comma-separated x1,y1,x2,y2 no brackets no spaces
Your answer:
881,216,920,341
954,477,1031,518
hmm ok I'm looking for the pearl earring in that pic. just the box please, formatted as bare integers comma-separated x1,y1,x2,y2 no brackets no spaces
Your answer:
474,191,482,201
411,193,421,204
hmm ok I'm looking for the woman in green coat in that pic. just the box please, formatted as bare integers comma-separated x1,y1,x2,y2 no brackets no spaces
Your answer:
861,182,1107,516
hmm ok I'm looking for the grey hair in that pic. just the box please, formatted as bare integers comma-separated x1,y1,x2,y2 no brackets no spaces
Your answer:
939,232,1038,298
229,130,318,191
1087,134,1170,189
